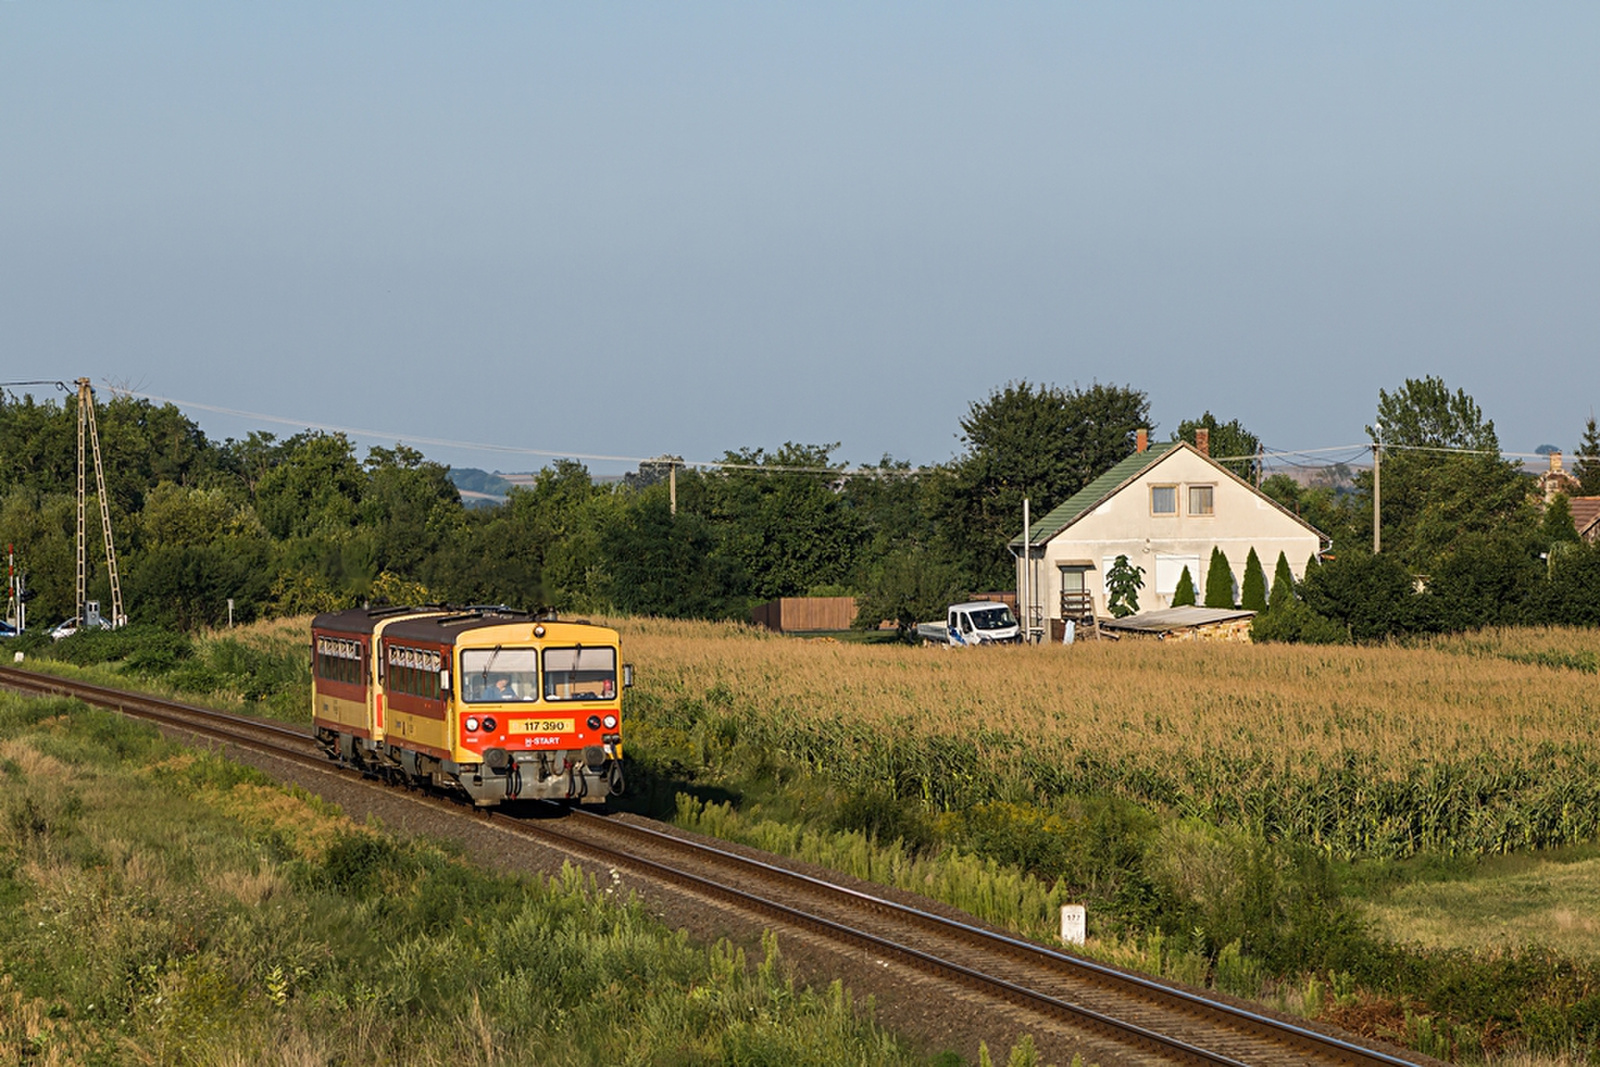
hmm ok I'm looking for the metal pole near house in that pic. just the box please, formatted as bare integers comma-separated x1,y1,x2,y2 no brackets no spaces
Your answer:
1372,422,1382,554
1022,498,1032,644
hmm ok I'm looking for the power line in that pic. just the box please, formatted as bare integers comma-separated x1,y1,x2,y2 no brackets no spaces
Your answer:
116,389,923,478
95,386,1571,480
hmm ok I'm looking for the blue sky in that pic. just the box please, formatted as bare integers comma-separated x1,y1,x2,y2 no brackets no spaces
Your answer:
3,3,1596,475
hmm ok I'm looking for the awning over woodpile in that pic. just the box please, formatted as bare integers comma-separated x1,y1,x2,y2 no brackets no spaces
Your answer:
1099,606,1256,634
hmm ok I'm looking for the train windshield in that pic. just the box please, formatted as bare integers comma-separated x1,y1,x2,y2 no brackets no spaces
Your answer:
543,647,617,701
970,606,1017,630
460,648,538,703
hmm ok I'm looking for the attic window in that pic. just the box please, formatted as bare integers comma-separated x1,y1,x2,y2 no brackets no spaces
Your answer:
1189,485,1214,516
1151,485,1177,515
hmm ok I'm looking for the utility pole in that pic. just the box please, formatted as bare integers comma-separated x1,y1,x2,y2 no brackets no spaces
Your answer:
669,461,677,516
75,378,125,628
1372,422,1382,554
1021,498,1031,644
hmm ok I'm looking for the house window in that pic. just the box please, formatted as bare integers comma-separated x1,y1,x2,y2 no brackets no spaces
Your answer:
1150,485,1177,515
1189,485,1215,516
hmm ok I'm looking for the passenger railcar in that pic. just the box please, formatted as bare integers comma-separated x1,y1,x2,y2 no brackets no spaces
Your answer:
311,606,628,806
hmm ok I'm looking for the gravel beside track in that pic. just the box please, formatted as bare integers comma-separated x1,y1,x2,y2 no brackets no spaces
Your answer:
0,666,1438,1066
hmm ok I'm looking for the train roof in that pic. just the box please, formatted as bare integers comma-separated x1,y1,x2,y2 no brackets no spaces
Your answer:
384,613,617,644
311,605,440,637
313,606,614,644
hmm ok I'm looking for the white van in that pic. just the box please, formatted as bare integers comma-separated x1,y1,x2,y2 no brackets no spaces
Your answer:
917,601,1021,646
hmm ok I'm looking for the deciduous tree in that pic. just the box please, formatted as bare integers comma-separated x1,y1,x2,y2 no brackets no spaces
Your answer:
853,543,964,641
935,381,1149,588
1363,377,1533,569
1105,554,1145,617
1174,412,1261,481
709,443,865,602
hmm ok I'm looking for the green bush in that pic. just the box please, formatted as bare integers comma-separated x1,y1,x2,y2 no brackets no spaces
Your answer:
833,788,936,854
1300,551,1430,640
1251,600,1348,644
46,624,191,668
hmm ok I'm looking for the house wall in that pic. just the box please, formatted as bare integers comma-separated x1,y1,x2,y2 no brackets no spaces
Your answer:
1024,449,1323,618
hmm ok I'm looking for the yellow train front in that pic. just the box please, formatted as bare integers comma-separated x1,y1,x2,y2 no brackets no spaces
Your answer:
311,607,628,806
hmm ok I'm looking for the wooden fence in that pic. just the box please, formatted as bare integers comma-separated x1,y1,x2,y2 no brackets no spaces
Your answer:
750,597,859,633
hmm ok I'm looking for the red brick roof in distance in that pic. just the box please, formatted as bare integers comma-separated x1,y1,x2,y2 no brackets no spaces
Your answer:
1569,497,1600,539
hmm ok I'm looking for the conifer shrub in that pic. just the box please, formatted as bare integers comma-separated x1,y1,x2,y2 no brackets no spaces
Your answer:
1240,548,1268,612
1268,552,1294,611
1203,547,1235,608
1171,566,1196,607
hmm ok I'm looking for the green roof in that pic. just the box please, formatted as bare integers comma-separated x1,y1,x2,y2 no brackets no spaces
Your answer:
1012,444,1180,548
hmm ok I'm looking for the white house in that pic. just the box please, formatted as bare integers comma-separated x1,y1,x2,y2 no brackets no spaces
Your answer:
1012,430,1329,631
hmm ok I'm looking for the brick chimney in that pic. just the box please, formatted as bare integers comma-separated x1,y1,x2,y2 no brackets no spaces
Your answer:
1195,427,1210,457
1136,428,1148,453
1550,451,1564,474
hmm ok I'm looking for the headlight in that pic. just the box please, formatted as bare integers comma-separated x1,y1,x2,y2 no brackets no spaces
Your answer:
465,717,480,732
602,714,617,729
586,715,602,730
482,717,497,732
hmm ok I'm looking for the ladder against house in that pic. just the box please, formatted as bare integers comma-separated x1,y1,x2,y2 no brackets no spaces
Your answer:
1059,590,1101,641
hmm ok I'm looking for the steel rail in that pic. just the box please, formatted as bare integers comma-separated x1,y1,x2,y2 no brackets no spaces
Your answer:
0,665,1421,1065
563,806,1419,1067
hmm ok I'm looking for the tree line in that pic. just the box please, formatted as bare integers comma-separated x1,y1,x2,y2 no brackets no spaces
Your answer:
2,378,1597,639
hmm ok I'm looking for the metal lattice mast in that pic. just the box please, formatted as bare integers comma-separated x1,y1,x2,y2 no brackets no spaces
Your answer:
76,381,87,625
75,378,125,627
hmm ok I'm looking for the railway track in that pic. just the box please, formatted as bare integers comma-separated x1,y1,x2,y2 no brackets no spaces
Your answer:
1,665,1426,1066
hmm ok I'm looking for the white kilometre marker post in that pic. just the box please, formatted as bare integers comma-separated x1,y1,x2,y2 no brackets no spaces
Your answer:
1060,904,1086,945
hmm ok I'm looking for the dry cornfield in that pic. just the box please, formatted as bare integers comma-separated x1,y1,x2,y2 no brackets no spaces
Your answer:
616,619,1600,860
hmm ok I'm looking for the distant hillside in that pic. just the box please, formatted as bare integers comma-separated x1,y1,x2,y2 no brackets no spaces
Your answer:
449,468,512,496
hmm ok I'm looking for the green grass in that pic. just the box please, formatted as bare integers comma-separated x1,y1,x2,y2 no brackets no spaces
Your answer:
1349,842,1600,963
0,690,1035,1066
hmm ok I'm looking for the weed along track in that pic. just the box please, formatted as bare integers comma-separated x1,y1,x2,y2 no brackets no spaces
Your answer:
0,666,1430,1067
